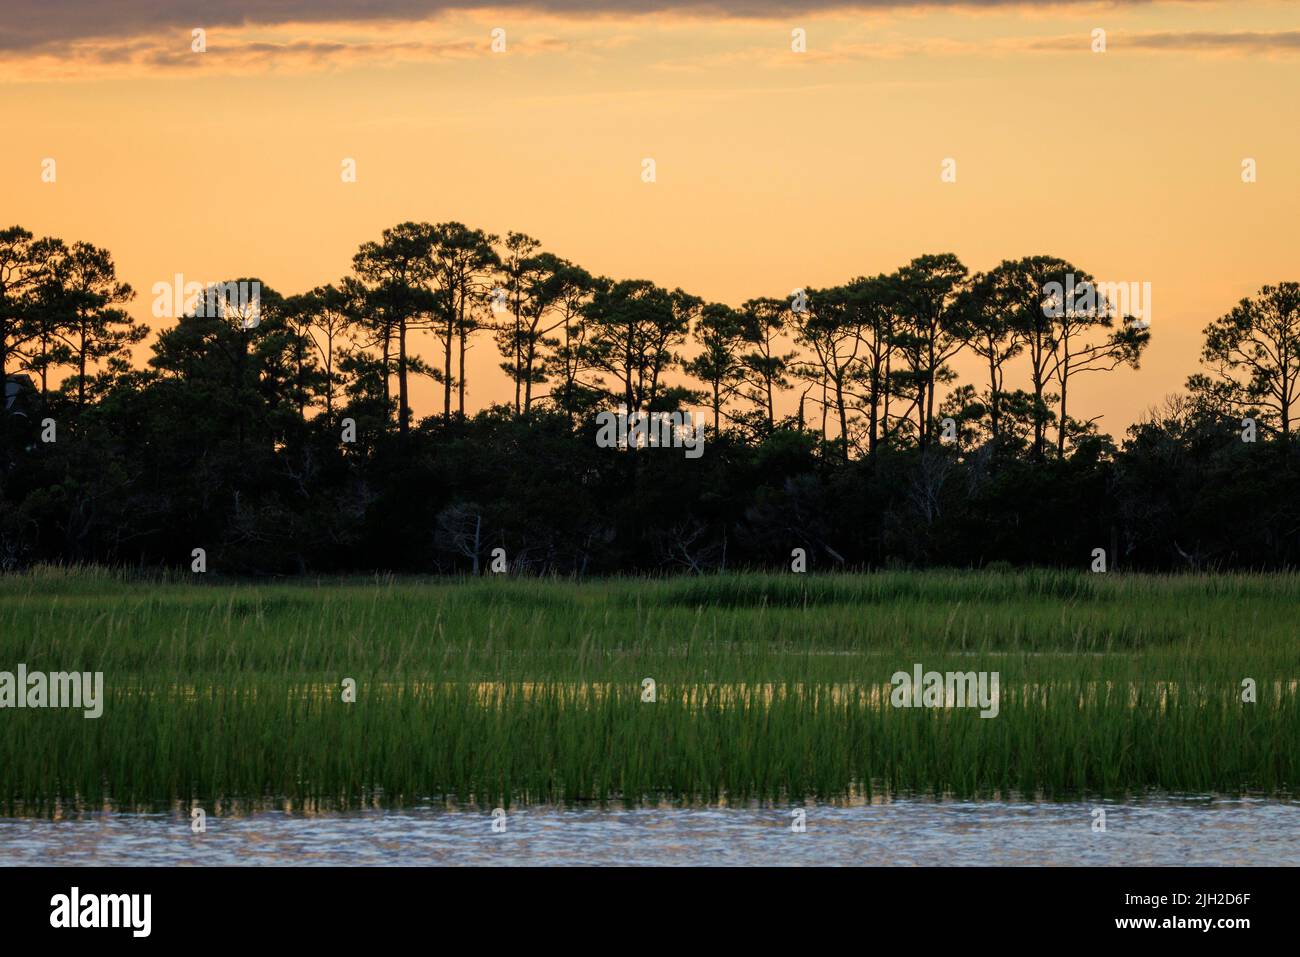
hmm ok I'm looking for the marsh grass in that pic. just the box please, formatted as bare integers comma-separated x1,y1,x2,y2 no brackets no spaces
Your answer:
1,567,1296,812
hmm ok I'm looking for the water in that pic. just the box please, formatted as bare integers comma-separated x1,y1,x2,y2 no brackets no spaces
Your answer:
2,797,1296,866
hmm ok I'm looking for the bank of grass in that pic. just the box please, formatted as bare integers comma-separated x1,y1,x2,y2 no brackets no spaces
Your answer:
0,566,1296,811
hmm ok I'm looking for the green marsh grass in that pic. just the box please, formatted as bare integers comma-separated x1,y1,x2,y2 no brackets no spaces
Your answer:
0,566,1296,812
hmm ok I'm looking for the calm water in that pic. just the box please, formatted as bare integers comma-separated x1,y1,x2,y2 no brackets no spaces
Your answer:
2,797,1296,866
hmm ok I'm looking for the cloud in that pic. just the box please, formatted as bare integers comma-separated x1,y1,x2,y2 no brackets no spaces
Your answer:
1028,29,1300,55
5,3,1291,80
0,1,1169,53
0,20,571,79
657,27,1300,71
1113,30,1300,53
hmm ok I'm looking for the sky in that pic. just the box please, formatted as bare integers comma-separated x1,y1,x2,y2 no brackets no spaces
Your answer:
3,0,1299,436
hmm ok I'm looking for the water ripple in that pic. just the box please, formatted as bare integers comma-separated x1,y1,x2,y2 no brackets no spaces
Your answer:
1,798,1295,866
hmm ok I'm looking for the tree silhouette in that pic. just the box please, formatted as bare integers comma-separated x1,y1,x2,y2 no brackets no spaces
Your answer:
955,269,1022,444
1190,283,1300,440
584,279,693,412
889,254,969,450
2,220,1290,575
1046,273,1150,455
735,297,796,434
685,302,747,431
979,257,1074,459
427,223,498,421
353,222,437,439
0,227,62,462
288,282,361,420
791,285,862,461
42,241,141,409
843,274,899,454
537,261,596,422
496,231,542,414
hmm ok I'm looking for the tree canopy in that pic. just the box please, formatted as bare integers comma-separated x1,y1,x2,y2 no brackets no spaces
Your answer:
1,221,1293,575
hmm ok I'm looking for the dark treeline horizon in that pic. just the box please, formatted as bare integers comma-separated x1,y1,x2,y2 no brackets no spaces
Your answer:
2,221,1299,576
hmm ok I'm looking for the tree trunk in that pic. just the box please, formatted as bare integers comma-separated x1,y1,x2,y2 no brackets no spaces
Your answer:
882,348,892,446
523,334,536,415
398,316,409,440
987,349,1000,440
78,323,88,408
820,377,828,440
381,331,391,415
0,334,9,468
325,331,335,419
765,369,774,429
513,296,523,414
835,373,849,462
443,305,454,422
1057,350,1069,455
1030,339,1046,460
457,324,468,419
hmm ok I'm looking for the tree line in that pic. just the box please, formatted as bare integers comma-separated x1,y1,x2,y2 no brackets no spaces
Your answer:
1,221,1297,574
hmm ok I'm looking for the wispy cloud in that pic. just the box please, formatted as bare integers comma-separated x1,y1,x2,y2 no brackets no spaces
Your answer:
0,1,1188,53
4,3,1291,81
648,27,1300,71
0,21,572,79
1065,29,1300,54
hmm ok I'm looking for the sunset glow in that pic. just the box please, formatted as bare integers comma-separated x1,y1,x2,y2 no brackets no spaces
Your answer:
5,1,1299,430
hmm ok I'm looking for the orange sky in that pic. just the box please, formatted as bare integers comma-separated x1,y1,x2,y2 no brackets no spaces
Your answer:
4,1,1299,436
